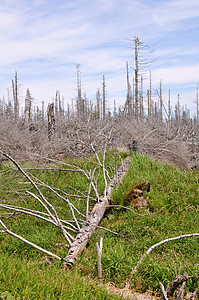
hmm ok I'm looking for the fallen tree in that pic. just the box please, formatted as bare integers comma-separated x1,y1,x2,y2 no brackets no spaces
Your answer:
63,156,131,265
0,147,131,263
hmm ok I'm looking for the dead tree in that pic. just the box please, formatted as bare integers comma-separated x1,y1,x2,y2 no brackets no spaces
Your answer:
41,101,45,125
196,84,199,121
76,65,84,120
12,71,19,122
126,62,132,120
24,88,31,126
168,90,171,132
149,70,152,118
134,36,139,121
132,37,155,121
63,156,131,265
159,80,163,122
139,75,144,119
48,103,55,141
175,94,181,124
96,89,101,120
55,90,59,121
102,75,106,121
0,138,131,265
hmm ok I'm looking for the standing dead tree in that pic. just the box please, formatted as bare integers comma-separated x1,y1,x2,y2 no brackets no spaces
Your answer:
124,62,133,120
130,37,155,121
24,88,31,126
102,75,106,121
12,71,19,122
47,103,55,141
134,36,139,121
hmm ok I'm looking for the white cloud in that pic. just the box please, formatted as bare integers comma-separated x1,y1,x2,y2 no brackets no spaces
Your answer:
152,64,199,85
0,0,198,113
151,0,199,27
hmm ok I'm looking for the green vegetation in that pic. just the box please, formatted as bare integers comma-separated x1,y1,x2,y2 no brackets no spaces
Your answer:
0,152,199,299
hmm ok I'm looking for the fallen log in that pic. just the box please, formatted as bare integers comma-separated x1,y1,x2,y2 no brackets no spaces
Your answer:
63,156,131,265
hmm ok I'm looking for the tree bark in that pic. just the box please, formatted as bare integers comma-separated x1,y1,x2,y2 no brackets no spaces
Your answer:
160,273,191,300
63,156,131,265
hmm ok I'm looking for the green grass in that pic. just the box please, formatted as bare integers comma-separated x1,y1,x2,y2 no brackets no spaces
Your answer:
0,252,120,299
0,151,199,298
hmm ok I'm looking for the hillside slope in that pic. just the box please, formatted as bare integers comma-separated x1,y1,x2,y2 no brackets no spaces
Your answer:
0,152,198,299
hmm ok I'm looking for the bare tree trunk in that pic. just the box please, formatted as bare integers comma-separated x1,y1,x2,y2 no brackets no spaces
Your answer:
48,103,55,141
175,94,181,124
12,71,19,122
102,75,106,121
24,88,31,126
159,80,163,122
126,62,132,120
147,89,150,119
168,90,171,133
41,101,45,125
155,102,158,121
134,37,139,121
55,90,59,121
139,76,143,119
196,84,199,121
132,77,135,118
149,70,152,118
76,65,83,120
96,89,101,120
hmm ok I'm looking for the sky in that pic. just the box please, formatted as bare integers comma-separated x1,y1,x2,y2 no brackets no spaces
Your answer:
1,0,199,114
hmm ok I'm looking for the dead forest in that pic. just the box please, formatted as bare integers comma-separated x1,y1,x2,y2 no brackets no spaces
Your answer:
0,64,199,171
1,37,199,168
0,39,199,298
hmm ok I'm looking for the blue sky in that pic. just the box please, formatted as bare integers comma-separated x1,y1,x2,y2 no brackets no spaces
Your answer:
1,0,199,113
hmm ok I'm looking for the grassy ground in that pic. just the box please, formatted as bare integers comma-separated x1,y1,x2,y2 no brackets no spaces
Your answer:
0,151,198,299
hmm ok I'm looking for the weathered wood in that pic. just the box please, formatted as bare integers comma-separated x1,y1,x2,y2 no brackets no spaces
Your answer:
131,233,199,277
47,103,55,141
96,241,102,283
24,88,31,126
63,156,131,265
160,273,191,300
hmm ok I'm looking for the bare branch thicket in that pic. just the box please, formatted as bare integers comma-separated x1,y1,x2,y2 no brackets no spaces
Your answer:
0,66,198,170
0,111,197,171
